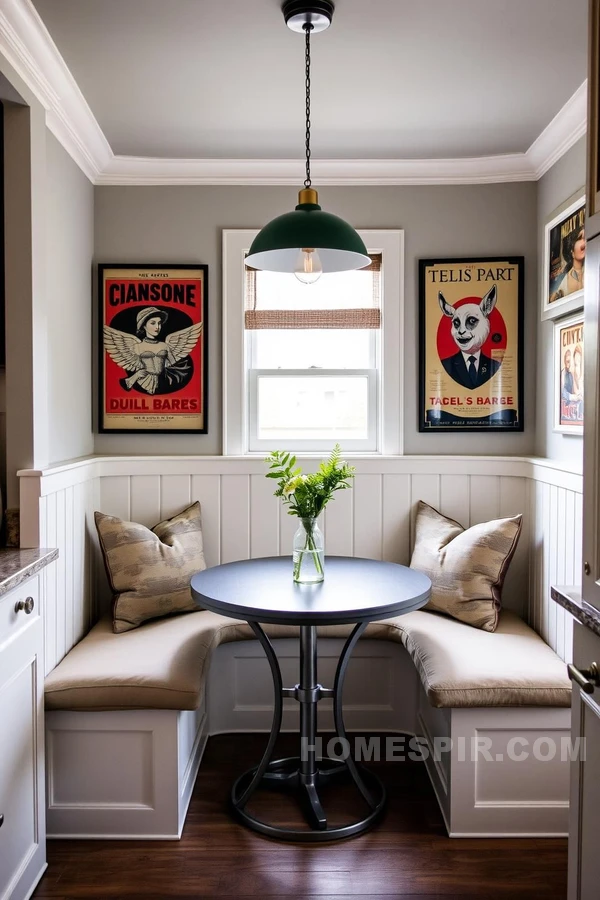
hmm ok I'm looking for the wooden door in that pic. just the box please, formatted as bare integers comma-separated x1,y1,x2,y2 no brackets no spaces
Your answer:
587,0,600,238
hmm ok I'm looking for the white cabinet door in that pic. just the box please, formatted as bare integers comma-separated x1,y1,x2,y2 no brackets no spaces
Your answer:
568,623,600,900
583,239,600,611
0,613,45,900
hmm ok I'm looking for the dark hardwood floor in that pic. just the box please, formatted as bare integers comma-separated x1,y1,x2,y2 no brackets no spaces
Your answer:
33,733,568,899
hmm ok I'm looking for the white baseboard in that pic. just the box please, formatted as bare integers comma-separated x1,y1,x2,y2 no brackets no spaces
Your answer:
447,830,569,838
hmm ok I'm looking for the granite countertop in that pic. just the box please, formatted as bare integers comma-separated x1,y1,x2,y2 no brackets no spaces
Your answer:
551,585,600,639
0,547,58,598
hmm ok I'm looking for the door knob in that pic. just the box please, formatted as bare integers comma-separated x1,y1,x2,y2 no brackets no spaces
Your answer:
14,597,34,615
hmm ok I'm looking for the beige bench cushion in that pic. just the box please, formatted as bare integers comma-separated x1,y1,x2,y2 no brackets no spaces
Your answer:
45,611,260,711
44,608,571,712
393,608,572,708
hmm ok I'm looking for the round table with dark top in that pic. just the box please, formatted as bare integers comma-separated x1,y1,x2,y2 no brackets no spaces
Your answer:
190,555,431,842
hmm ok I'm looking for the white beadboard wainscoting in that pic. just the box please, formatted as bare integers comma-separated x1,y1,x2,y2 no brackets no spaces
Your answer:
18,455,582,675
529,471,583,665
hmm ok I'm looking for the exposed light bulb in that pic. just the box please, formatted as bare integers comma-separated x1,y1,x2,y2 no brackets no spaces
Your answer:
294,248,323,284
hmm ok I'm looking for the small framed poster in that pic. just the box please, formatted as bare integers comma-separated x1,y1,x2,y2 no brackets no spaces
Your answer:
98,264,208,434
419,257,524,433
554,313,584,435
542,194,585,320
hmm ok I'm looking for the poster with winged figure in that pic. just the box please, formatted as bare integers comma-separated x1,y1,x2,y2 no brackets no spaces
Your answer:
419,257,524,432
99,264,208,433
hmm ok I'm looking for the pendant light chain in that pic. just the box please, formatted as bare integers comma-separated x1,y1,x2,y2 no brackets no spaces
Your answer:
304,23,313,189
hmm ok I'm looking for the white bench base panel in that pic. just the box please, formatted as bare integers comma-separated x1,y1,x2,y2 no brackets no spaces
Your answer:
418,687,571,837
208,638,419,735
46,703,207,839
45,638,570,839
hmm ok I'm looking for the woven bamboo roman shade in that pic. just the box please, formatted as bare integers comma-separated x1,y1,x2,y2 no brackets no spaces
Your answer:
245,254,381,330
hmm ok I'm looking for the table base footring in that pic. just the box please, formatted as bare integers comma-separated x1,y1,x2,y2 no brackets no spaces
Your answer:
231,757,386,842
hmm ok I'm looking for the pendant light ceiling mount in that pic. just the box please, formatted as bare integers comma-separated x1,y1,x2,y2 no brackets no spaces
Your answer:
245,0,369,282
282,0,334,34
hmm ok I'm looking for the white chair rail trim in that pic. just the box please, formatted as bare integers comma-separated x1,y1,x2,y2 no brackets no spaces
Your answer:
17,454,584,495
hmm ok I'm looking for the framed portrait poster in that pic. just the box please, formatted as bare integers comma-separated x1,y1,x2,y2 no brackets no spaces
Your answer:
542,194,585,320
98,264,208,434
419,257,524,433
554,313,584,435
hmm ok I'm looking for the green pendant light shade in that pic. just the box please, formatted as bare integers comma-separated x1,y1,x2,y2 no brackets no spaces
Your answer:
245,192,370,274
247,2,369,277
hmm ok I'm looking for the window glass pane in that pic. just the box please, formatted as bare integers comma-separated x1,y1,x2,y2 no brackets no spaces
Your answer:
257,376,369,441
252,329,373,369
253,269,375,310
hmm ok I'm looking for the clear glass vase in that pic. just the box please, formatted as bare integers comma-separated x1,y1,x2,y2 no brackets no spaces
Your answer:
292,517,325,584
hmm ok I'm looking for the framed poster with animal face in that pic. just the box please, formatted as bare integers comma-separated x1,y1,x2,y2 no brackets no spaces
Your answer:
542,194,585,320
98,264,208,433
553,313,584,435
419,257,524,432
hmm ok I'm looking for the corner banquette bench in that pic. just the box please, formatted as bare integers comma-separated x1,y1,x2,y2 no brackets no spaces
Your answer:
44,602,571,840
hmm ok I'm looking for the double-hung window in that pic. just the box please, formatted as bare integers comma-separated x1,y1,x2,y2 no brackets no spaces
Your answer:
223,230,403,455
245,256,380,451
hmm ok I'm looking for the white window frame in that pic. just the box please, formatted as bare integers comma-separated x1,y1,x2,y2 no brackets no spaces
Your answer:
248,368,379,453
223,229,404,455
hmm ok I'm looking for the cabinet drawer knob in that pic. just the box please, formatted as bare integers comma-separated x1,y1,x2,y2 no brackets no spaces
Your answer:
14,596,35,615
584,561,591,576
568,662,600,694
0,814,3,828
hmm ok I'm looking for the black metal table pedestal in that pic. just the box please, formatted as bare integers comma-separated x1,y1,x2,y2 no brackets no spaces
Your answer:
230,621,386,842
191,556,432,842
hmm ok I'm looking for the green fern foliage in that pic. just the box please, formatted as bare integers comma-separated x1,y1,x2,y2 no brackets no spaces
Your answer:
265,444,355,519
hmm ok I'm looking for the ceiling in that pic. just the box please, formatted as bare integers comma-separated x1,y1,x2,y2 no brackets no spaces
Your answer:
32,0,588,161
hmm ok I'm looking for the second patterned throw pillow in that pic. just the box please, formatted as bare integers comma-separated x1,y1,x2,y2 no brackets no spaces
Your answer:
409,501,522,632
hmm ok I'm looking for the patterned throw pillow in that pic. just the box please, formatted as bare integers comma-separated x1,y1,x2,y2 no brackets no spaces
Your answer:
409,501,522,632
95,502,206,634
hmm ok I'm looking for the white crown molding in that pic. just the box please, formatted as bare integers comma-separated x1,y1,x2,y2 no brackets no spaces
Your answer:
0,0,111,181
96,152,538,186
0,0,588,186
527,80,588,179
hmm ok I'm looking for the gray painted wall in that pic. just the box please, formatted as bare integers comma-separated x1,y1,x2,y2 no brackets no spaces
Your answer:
536,137,586,465
94,182,538,456
2,85,49,506
0,46,95,506
46,132,94,464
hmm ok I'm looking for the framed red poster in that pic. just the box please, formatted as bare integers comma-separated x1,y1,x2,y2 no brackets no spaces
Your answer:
419,257,524,432
98,264,208,433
